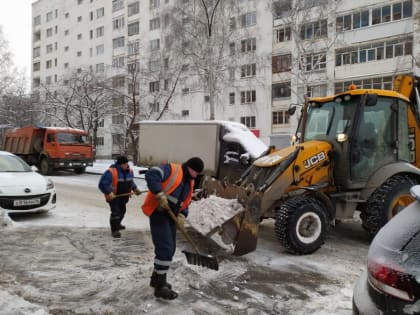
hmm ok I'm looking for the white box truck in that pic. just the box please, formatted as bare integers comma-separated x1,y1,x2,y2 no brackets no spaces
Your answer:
138,120,269,183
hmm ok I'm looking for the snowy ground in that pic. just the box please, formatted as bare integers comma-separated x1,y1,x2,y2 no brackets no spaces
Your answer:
0,161,370,314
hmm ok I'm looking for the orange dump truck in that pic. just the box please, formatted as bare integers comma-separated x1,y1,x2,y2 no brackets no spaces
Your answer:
3,126,94,175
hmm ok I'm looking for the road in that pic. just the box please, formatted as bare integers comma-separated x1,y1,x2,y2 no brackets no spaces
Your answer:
0,173,371,315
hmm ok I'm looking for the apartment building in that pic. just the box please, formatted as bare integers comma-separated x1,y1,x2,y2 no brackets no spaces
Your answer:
31,0,420,158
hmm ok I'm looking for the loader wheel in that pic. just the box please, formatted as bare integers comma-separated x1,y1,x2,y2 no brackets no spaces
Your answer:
361,175,416,236
40,158,52,175
275,196,328,255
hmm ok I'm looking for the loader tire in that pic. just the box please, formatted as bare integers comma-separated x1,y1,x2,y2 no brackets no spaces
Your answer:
360,175,416,236
275,196,328,255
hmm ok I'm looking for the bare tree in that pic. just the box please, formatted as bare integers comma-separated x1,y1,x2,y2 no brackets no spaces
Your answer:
39,69,115,154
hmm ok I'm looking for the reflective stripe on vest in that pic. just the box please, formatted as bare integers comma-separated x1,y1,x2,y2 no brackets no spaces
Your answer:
141,163,194,216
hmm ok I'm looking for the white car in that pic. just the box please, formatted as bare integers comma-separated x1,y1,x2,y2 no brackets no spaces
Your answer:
0,151,56,214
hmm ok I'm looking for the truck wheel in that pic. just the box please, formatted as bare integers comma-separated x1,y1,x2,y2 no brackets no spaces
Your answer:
275,196,328,255
361,175,416,236
33,138,43,153
74,167,86,174
40,158,52,175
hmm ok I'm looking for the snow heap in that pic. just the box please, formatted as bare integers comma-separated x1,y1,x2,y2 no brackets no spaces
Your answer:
187,195,244,250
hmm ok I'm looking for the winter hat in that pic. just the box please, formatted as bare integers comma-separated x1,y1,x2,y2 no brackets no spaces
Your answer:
116,156,129,164
185,157,204,173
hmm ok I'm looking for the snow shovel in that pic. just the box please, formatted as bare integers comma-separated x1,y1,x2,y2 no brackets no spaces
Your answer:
162,204,219,271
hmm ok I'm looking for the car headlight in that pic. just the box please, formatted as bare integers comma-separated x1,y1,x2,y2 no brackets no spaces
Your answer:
47,179,54,190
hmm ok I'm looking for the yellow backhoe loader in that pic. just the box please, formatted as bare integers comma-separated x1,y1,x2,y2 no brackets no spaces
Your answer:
200,75,420,255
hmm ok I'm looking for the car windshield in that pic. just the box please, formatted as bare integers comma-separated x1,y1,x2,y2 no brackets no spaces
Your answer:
56,133,89,144
0,155,32,172
304,97,359,141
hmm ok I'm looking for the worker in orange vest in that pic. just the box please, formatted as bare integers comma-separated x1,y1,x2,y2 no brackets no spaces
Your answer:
142,157,204,300
98,156,142,238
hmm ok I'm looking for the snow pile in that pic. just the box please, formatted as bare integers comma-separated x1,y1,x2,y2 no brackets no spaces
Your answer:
187,195,244,251
187,195,244,235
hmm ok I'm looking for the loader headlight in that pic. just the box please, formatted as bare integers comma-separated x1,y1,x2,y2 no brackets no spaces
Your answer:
336,133,348,143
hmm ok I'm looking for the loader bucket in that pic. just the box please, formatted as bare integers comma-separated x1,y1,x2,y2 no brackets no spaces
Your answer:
201,176,262,256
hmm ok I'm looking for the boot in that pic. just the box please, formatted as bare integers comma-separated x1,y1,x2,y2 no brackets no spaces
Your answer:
118,219,126,230
150,271,172,289
110,216,121,238
153,273,178,300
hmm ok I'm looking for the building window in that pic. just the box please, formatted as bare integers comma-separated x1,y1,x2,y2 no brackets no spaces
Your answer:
113,16,125,30
96,44,104,55
77,33,82,40
128,22,140,36
334,76,393,94
240,116,256,128
335,37,412,66
240,90,256,104
241,38,256,53
128,2,140,16
240,63,256,78
64,29,69,36
300,52,326,72
150,38,160,50
96,26,104,37
181,110,189,117
46,11,53,22
272,111,290,125
77,16,82,22
229,42,235,55
182,88,190,95
149,102,160,112
45,76,51,85
64,62,69,68
274,26,291,43
46,60,52,69
229,92,235,105
33,47,41,58
113,36,125,49
272,82,291,99
112,0,124,12
272,54,291,73
113,76,125,88
96,63,104,73
229,17,236,30
33,62,40,71
150,17,160,30
273,0,292,19
300,19,327,40
240,12,256,28
149,81,160,92
150,0,160,9
149,60,160,72
96,137,104,146
128,40,139,55
112,56,125,68
46,44,53,54
33,15,41,26
112,115,124,124
46,28,53,37
96,7,104,18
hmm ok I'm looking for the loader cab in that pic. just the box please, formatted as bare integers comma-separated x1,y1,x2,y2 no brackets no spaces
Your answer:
304,91,411,189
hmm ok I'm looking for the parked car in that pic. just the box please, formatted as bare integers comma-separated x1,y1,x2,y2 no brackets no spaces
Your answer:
353,185,420,314
0,151,56,214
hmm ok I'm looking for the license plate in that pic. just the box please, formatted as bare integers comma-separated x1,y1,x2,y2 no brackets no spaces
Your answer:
13,198,41,206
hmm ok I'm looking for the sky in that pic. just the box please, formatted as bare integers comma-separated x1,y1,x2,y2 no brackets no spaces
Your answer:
0,1,36,79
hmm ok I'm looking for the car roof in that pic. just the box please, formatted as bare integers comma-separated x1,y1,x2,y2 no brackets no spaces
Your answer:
0,151,15,156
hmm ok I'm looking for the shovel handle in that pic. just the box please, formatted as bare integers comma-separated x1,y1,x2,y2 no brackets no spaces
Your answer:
162,204,201,254
114,190,148,198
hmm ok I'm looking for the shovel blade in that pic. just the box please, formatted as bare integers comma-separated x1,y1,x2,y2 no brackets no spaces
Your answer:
182,250,219,271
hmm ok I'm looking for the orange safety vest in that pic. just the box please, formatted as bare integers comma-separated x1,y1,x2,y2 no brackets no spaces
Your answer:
142,163,194,216
104,167,133,199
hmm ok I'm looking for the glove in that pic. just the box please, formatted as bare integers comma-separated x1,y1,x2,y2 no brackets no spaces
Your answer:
134,188,142,196
177,213,186,228
105,192,115,202
156,192,169,209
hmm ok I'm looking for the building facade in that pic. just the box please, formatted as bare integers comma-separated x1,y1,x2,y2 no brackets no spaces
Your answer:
31,0,420,158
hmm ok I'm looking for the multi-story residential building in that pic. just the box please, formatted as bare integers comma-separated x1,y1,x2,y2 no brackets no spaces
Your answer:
31,0,420,158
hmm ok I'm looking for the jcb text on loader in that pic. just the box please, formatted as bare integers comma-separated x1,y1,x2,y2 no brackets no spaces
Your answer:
202,75,420,255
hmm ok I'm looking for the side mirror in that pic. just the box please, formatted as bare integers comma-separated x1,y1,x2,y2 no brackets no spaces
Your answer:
366,94,378,106
288,106,297,116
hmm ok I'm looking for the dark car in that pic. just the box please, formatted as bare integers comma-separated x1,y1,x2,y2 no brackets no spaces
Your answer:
353,185,420,314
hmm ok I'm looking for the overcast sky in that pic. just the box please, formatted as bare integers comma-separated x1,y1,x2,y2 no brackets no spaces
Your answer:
0,1,35,79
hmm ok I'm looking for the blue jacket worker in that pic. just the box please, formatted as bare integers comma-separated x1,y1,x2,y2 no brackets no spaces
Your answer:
98,156,142,238
142,157,204,300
